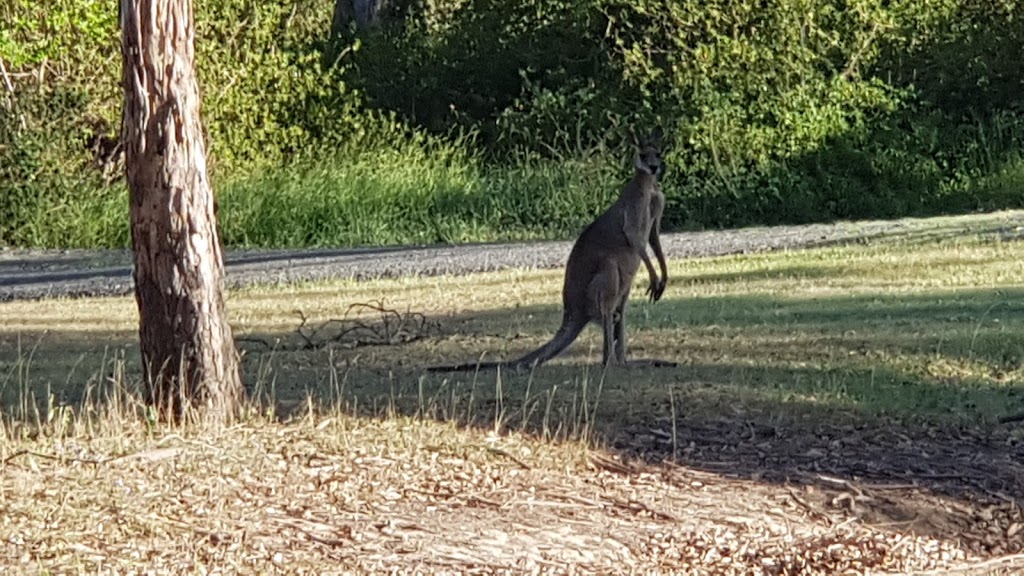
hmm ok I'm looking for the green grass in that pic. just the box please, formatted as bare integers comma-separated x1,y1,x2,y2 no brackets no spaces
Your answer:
2,216,1022,433
2,143,628,249
397,233,1024,432
216,149,625,248
6,127,1024,249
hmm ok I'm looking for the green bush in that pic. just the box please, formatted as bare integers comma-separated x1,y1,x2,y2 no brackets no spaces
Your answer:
0,0,1021,248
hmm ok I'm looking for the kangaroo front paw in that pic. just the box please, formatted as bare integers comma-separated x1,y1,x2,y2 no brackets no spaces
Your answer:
646,279,666,302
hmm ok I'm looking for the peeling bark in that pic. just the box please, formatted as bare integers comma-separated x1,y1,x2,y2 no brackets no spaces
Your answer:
120,0,243,422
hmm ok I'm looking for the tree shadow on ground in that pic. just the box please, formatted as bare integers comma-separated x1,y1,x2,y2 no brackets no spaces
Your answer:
2,285,1022,555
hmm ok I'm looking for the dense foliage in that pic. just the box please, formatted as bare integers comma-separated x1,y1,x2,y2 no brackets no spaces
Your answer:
1,0,1021,247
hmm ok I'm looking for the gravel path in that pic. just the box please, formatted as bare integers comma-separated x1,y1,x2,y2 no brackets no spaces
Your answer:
2,210,1022,302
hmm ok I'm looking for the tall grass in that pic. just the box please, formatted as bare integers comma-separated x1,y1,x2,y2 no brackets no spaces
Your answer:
0,136,629,249
6,137,1024,250
216,143,625,248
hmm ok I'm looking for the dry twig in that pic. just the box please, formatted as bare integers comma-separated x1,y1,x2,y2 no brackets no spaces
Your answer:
238,299,435,351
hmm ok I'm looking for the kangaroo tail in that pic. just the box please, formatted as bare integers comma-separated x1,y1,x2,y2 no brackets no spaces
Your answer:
425,360,503,373
427,315,587,373
506,316,587,369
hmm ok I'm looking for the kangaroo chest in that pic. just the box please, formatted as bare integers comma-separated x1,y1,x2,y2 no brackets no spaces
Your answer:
623,188,660,242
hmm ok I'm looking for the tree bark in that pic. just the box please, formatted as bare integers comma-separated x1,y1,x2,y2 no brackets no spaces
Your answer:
120,0,243,422
332,0,388,33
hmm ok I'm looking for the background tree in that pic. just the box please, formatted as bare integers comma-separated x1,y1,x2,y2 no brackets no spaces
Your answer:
331,0,402,34
332,0,376,32
120,0,243,422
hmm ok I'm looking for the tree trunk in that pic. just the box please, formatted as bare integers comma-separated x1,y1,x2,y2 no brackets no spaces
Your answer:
120,0,244,423
332,0,387,33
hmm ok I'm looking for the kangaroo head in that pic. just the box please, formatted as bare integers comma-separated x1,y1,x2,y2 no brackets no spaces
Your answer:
632,127,665,180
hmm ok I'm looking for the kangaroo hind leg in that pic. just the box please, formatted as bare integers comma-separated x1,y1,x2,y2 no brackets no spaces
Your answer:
613,293,629,364
587,266,622,366
613,285,678,369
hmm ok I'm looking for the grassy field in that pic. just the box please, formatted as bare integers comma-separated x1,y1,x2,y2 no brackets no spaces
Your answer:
1,217,1023,572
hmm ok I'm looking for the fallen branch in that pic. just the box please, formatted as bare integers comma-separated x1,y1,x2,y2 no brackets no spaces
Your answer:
3,446,187,468
0,56,26,130
239,299,435,352
485,446,531,470
3,449,105,467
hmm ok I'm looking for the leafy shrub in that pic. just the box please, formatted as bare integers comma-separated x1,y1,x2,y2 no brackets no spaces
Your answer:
0,0,1022,248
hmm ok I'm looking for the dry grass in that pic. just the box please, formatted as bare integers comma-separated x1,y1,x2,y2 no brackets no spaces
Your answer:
1,215,1024,573
2,409,1018,574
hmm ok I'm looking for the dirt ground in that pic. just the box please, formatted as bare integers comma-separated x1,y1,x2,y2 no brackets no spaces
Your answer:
2,413,1022,574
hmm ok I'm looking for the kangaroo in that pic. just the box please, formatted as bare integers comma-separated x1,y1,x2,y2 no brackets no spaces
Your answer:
429,128,676,372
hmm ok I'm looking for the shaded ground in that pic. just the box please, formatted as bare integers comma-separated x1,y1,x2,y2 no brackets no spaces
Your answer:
2,212,1024,573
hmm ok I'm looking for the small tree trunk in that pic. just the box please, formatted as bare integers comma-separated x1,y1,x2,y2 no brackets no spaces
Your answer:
332,0,387,34
330,0,353,38
120,0,243,423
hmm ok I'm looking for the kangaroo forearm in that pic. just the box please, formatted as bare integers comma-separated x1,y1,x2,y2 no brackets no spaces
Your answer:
642,251,658,283
649,231,668,282
648,197,667,282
